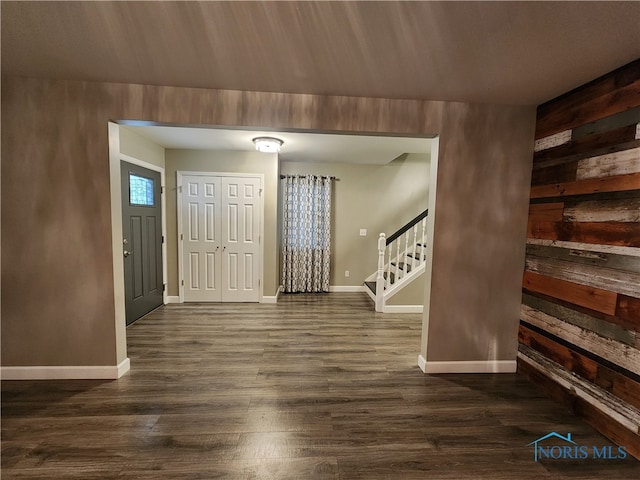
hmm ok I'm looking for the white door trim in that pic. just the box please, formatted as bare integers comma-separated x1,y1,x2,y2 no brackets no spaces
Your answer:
177,171,265,303
120,153,168,305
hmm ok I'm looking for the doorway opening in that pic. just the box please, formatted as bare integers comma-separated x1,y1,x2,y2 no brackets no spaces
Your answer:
108,122,440,376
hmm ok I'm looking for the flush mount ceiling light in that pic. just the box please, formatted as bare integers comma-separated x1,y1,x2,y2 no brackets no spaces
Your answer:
253,137,283,153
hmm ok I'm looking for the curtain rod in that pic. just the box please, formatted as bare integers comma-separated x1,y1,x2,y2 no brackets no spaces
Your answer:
280,175,338,180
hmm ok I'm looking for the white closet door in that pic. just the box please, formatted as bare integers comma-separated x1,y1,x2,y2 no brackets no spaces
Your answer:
221,177,261,302
182,176,222,302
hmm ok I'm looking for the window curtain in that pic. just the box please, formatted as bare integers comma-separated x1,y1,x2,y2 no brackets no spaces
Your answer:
282,175,332,293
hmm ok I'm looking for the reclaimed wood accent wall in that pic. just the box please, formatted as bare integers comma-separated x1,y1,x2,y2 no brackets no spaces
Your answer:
518,59,640,458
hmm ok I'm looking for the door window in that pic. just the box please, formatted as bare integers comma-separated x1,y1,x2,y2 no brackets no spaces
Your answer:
129,173,155,206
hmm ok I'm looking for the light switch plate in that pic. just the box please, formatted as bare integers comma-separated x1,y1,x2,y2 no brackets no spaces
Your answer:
359,229,367,236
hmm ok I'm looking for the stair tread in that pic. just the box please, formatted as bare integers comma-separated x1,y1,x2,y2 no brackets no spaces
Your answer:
390,262,412,272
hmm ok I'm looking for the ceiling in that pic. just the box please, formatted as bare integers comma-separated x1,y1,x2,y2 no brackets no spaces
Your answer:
2,1,639,106
123,125,431,165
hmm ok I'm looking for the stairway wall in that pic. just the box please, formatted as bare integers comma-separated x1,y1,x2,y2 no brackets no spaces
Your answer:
517,59,640,458
386,270,425,306
280,153,429,296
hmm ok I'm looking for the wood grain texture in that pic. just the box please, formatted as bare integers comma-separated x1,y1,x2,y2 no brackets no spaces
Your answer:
572,107,640,140
530,172,640,198
518,356,640,460
596,365,640,411
531,160,579,186
526,220,640,247
563,197,640,223
524,255,640,298
522,271,618,315
5,295,639,478
519,323,640,410
521,60,640,462
520,305,640,375
527,202,564,223
522,292,636,345
518,324,598,381
535,59,640,138
533,124,640,163
525,244,640,275
575,146,640,180
616,295,640,330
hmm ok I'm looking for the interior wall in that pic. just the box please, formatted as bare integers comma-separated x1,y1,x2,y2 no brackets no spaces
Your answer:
164,149,279,297
119,126,165,168
280,153,429,304
424,102,535,365
1,75,534,373
517,59,640,458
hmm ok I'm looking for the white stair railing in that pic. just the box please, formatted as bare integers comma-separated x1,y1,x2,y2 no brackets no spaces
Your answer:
367,210,428,312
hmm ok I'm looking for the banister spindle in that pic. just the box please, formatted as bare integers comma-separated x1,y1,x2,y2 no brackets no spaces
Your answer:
403,232,409,278
395,239,400,282
386,243,392,288
376,233,386,312
412,224,418,265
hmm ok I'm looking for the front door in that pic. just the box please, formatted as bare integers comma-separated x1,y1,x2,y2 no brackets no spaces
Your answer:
121,161,164,325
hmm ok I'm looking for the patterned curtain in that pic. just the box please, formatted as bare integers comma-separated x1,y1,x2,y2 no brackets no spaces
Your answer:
282,175,332,293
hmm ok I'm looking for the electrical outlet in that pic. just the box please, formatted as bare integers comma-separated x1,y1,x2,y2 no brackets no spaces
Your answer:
359,229,367,236
345,270,350,277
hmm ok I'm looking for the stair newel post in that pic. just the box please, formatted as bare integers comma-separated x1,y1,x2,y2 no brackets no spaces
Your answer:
421,217,427,252
412,224,418,266
376,233,386,312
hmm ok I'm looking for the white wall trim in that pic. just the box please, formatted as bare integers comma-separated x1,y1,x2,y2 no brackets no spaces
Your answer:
1,358,130,380
261,286,282,304
329,285,365,292
383,305,424,314
418,354,427,372
166,296,181,304
420,359,517,374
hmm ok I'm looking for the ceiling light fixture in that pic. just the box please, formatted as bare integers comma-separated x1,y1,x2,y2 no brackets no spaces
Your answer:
253,137,283,153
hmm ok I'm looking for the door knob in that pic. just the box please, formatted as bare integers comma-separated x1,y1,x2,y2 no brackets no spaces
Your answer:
123,250,132,257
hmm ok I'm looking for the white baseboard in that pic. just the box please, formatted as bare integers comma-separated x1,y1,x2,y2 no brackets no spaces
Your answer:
166,296,181,304
1,358,131,380
329,285,365,292
418,354,427,372
261,286,282,304
419,359,517,374
383,305,423,313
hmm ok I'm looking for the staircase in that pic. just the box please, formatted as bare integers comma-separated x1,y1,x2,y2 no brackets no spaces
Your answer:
364,209,428,312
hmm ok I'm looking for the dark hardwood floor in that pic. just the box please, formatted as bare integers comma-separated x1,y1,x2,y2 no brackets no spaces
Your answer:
2,293,638,479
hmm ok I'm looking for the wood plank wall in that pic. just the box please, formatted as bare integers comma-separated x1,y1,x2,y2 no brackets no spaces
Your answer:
518,59,640,459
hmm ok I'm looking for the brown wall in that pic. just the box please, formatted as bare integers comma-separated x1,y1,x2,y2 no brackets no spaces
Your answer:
1,75,534,369
517,59,640,458
424,103,536,363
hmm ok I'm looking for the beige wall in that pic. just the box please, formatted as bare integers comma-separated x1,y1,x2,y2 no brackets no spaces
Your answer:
386,272,425,306
164,149,279,297
119,126,165,168
281,153,429,305
1,76,534,371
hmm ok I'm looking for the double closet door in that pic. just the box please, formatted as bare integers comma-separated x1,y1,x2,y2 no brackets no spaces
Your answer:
180,174,261,302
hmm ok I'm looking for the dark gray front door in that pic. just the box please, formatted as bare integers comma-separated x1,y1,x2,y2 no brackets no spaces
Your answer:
121,161,163,325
